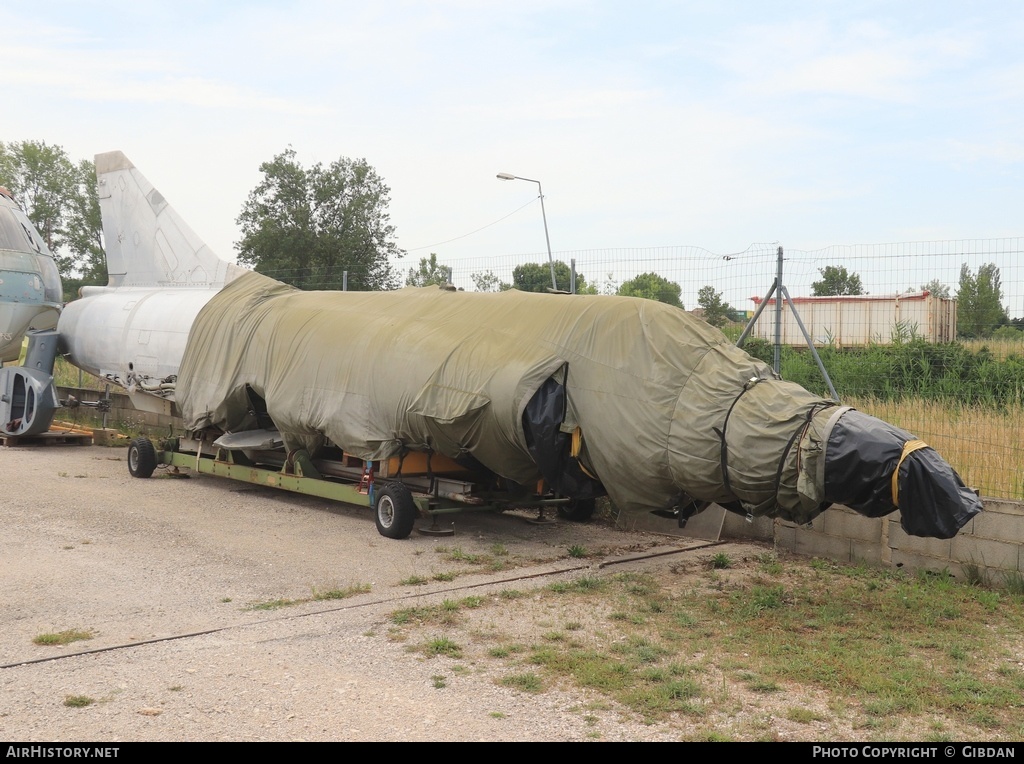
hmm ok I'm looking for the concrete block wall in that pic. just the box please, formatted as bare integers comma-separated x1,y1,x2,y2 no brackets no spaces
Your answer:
775,498,1024,586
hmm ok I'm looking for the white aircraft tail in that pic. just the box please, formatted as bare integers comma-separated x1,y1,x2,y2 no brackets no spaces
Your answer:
94,151,246,288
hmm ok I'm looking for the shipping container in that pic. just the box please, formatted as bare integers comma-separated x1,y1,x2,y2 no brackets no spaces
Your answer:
748,291,957,347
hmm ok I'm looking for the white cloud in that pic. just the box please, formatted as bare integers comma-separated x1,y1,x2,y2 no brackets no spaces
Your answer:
715,18,979,103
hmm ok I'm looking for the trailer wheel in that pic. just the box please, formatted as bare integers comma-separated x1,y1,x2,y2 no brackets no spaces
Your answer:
128,437,158,479
557,497,596,522
375,483,417,539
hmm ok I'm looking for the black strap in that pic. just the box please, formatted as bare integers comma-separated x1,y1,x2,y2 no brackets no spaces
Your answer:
713,378,762,498
773,403,833,497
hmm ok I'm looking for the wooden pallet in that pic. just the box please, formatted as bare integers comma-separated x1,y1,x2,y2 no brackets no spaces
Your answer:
0,430,94,447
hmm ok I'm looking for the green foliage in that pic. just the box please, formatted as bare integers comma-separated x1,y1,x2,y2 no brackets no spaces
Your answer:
616,272,683,308
993,325,1023,341
245,598,297,610
548,576,606,594
512,260,596,294
812,265,863,296
33,629,94,646
711,553,732,569
406,252,450,287
470,269,511,292
424,637,463,658
776,339,1024,408
921,278,951,299
0,140,105,289
786,707,827,724
441,546,482,564
245,582,370,610
742,337,774,365
63,695,95,708
500,672,543,693
697,285,732,328
738,585,787,616
957,263,1009,338
311,583,371,600
236,148,402,291
1002,571,1024,597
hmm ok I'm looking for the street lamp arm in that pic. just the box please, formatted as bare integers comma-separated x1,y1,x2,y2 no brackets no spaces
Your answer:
496,171,557,291
497,172,541,184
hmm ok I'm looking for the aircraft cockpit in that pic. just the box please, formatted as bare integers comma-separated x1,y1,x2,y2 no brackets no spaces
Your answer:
0,187,63,362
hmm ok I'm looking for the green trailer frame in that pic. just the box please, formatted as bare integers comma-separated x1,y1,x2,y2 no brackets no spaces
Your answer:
126,434,595,539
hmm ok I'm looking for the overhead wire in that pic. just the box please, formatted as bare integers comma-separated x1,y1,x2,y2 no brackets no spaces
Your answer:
405,198,539,252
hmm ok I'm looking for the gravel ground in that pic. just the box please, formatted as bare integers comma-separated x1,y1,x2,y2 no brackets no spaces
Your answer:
0,443,736,742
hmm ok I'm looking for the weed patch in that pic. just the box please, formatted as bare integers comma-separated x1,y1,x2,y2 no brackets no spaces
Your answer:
34,630,94,646
712,552,732,569
501,673,543,693
247,582,371,610
548,576,606,594
424,637,463,658
312,583,371,600
245,598,297,611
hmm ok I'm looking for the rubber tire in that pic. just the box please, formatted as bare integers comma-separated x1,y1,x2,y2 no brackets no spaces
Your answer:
557,497,596,522
374,483,418,539
128,437,158,478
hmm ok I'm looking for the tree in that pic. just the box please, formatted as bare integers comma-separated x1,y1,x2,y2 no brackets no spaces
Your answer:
920,279,950,299
697,285,732,328
811,266,863,296
956,263,1008,338
236,148,402,291
512,260,596,294
470,269,511,292
0,140,104,288
406,253,450,287
616,272,683,308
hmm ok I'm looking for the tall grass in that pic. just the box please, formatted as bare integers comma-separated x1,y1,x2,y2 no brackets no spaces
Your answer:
775,340,1024,408
53,357,106,390
848,398,1024,500
960,333,1024,361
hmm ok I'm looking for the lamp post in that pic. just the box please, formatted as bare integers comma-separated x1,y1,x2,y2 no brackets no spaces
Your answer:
496,172,557,292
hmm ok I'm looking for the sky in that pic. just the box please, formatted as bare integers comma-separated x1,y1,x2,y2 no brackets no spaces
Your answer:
3,1,1023,312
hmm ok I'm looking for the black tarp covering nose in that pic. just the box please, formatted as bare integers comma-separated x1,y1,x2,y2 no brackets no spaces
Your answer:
823,410,982,539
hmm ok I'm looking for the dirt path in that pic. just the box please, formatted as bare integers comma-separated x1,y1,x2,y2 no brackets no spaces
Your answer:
1,444,746,741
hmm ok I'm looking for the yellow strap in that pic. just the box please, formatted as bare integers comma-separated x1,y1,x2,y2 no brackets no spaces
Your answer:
571,427,599,480
891,439,929,507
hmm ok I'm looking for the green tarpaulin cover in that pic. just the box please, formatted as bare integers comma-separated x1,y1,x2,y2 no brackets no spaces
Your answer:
176,271,981,538
176,271,837,521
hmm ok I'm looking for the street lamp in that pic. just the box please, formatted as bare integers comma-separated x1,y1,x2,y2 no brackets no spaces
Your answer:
496,172,557,292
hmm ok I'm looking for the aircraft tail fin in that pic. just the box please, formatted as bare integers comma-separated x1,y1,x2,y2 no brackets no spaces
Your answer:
95,151,246,288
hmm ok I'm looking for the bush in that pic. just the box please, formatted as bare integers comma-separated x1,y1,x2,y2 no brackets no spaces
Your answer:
763,340,1024,408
